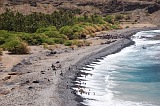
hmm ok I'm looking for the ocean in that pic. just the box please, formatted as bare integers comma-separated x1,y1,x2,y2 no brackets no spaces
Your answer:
74,30,160,106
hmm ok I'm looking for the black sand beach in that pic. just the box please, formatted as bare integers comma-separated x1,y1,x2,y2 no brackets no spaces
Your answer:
58,27,159,106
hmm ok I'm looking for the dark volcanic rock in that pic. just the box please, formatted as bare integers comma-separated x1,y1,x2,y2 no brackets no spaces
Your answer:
147,4,160,14
102,1,152,13
29,1,37,7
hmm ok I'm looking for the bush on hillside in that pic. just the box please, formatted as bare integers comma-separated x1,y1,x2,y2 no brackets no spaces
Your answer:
5,39,30,54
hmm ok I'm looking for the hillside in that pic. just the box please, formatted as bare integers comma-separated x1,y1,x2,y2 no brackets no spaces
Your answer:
0,0,159,14
0,0,160,25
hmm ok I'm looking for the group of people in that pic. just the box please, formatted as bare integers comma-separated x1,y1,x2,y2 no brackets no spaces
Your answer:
50,62,63,76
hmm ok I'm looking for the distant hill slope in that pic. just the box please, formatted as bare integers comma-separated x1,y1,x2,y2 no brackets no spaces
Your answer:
0,0,160,25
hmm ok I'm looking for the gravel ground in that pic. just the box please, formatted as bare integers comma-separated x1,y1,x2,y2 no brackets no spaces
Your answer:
0,27,159,106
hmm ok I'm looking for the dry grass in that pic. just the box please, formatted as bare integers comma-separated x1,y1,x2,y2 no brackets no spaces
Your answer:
85,26,97,34
47,44,60,50
69,45,76,50
42,43,49,49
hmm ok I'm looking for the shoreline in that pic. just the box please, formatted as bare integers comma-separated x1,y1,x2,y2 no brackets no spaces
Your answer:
0,27,159,106
58,27,159,106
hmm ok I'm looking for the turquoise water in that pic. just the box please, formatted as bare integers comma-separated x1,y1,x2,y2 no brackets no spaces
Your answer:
74,30,160,106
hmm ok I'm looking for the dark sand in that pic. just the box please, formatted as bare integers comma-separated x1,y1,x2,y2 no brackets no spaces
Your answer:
58,27,159,106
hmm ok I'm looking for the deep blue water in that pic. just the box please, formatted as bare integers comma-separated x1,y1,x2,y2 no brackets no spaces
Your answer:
74,30,160,106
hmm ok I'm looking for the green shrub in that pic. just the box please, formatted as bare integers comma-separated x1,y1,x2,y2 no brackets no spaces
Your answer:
17,33,33,45
59,26,74,40
44,31,67,39
92,15,106,24
110,25,120,29
104,15,114,24
44,31,59,37
64,40,73,46
36,26,57,33
0,30,15,39
31,33,48,45
45,38,55,45
52,38,65,44
72,25,83,33
0,37,5,45
5,39,30,54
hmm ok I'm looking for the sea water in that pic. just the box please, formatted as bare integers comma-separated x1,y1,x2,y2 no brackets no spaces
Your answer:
74,30,160,106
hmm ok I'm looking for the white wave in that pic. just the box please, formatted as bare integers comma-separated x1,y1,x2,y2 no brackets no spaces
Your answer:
134,30,160,38
73,30,160,106
83,97,157,106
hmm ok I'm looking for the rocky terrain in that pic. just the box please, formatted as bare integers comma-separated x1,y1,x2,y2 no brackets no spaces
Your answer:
0,0,160,25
